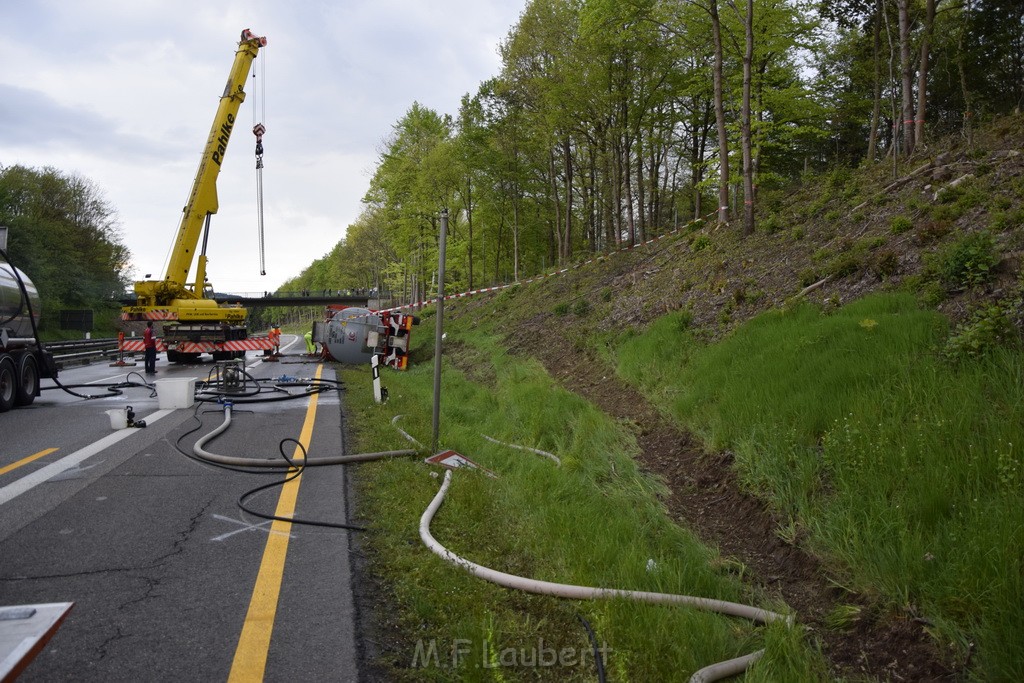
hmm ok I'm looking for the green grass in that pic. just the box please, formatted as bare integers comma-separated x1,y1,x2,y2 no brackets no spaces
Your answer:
615,292,1024,679
340,319,826,681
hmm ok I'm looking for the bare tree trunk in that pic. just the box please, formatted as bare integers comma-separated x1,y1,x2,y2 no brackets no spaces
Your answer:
636,126,647,242
914,0,938,147
883,0,900,173
624,136,637,245
710,0,730,225
465,178,473,290
898,0,916,156
548,150,562,265
585,144,596,251
959,0,974,146
657,131,669,232
495,211,504,285
691,116,703,219
694,103,710,218
512,191,520,282
622,98,637,246
563,136,572,263
736,0,755,235
612,133,623,247
600,127,615,249
867,0,883,162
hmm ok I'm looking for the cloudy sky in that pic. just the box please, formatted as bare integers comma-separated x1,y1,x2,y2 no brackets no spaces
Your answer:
0,0,527,293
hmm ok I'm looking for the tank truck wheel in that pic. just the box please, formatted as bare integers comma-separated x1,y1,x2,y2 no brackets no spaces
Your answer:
0,355,16,412
13,352,38,405
14,352,39,406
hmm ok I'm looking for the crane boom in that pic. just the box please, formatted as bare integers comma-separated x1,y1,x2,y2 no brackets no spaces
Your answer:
164,28,266,295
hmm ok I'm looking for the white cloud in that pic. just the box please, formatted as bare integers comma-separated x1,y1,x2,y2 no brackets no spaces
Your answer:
0,0,525,291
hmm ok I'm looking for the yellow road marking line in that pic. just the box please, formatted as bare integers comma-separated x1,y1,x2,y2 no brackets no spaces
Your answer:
0,448,59,477
228,364,323,682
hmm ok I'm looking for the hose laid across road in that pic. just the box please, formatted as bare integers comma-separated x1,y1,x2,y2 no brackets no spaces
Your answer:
193,403,416,468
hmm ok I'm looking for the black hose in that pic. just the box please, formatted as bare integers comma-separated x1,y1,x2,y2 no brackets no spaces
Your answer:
195,370,342,404
236,438,368,532
178,402,412,530
576,613,607,683
40,376,156,400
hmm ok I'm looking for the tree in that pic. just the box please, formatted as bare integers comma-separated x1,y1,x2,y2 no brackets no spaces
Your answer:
0,164,131,334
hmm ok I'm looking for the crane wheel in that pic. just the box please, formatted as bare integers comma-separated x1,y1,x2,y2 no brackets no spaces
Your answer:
166,350,201,364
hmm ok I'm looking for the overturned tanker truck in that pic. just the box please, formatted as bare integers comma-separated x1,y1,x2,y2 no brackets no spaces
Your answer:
313,306,417,370
0,234,58,412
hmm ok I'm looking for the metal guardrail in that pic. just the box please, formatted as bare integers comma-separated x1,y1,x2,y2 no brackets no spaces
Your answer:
44,338,122,367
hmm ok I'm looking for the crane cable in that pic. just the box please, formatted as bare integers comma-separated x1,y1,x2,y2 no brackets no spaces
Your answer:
252,47,267,276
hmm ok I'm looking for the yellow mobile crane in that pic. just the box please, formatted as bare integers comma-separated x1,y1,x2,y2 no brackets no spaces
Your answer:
122,29,273,362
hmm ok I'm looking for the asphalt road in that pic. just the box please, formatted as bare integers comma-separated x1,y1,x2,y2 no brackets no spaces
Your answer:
0,336,364,681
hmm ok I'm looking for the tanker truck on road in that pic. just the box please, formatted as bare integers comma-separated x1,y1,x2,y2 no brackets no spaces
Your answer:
0,236,58,412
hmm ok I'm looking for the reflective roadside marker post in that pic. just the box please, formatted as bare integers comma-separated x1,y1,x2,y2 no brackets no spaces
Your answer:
432,209,448,454
371,354,387,404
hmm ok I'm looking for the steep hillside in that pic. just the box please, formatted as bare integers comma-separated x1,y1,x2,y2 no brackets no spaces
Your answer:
437,114,1024,680
497,114,1024,344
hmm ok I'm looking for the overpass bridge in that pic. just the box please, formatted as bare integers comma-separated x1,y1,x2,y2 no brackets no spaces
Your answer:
211,290,383,308
119,291,387,309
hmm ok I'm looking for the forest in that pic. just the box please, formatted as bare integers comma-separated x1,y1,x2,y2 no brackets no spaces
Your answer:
281,0,1023,301
3,0,1021,331
0,164,131,337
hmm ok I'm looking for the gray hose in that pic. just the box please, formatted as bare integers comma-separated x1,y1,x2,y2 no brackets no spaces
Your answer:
420,470,792,682
481,434,560,465
689,650,764,682
391,414,424,449
193,404,416,467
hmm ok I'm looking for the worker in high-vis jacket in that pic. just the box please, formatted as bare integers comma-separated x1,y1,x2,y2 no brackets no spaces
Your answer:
271,325,281,354
304,330,315,354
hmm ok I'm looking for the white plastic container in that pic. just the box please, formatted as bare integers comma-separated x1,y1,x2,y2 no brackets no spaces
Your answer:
106,408,128,430
155,377,197,410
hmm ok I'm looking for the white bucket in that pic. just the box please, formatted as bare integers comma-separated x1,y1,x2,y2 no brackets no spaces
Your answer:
106,408,128,430
155,377,197,410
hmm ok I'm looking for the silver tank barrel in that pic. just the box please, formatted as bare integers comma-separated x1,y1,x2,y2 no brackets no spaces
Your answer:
0,262,42,340
319,307,378,365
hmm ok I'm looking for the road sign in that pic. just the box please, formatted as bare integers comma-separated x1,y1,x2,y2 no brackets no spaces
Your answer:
424,450,496,478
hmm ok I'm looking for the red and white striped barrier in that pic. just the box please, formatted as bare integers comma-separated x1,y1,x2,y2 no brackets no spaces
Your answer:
120,336,275,354
120,339,168,352
380,211,717,314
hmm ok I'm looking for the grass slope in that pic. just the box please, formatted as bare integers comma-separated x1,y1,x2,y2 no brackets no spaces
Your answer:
343,319,826,681
341,116,1024,681
615,292,1023,679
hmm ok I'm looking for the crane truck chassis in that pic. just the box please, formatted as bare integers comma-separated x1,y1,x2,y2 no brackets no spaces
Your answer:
120,29,275,363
